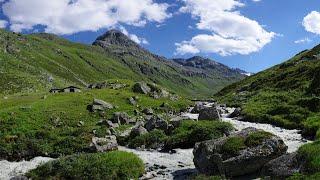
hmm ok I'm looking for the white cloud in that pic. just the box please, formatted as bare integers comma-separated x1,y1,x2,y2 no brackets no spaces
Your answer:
119,26,149,45
303,11,320,35
2,0,171,35
176,0,275,56
294,37,312,44
252,0,261,2
0,20,7,28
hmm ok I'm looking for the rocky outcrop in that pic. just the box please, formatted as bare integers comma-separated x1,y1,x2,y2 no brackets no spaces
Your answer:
133,82,151,94
88,99,114,112
261,152,304,178
198,107,221,120
145,115,168,132
130,125,148,138
111,112,134,125
90,136,118,152
227,107,241,118
193,128,287,177
191,102,206,113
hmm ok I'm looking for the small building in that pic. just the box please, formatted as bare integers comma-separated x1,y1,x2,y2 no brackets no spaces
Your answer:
61,86,81,93
49,86,81,93
49,88,61,93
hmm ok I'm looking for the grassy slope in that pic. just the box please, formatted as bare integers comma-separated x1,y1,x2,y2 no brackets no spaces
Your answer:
215,45,320,138
0,80,191,160
0,29,244,98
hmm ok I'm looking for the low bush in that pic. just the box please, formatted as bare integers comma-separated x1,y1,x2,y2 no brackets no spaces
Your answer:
128,129,167,149
244,131,273,147
165,120,233,149
27,151,145,180
298,141,320,174
221,137,246,156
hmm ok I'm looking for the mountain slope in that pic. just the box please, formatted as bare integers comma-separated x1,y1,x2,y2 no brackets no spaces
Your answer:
215,44,320,138
0,29,245,97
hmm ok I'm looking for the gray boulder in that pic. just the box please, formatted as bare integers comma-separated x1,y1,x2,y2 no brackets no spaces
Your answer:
198,107,221,120
169,116,185,128
130,125,148,138
111,112,134,125
193,127,287,177
142,108,154,115
261,152,304,178
133,82,151,94
128,97,137,105
89,99,114,112
145,115,168,132
227,107,241,118
191,102,206,113
91,136,118,152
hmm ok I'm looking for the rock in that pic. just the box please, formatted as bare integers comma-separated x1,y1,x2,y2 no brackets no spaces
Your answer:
261,152,304,178
142,108,154,115
227,107,241,118
77,121,84,127
193,127,287,177
198,107,221,120
169,116,185,128
98,119,119,128
133,82,151,94
128,97,137,105
91,136,118,152
145,115,168,132
191,102,206,113
130,125,148,138
111,112,133,125
88,99,114,112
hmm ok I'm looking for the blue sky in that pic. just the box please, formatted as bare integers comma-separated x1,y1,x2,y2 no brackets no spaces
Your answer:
0,0,320,73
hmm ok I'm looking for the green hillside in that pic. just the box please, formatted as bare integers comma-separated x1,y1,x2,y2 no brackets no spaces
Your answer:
0,29,245,98
215,44,320,138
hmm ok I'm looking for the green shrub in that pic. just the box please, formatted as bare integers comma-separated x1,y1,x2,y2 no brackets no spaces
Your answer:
128,130,167,149
165,120,233,149
298,141,320,174
27,151,145,180
221,137,246,156
287,173,320,180
244,131,273,147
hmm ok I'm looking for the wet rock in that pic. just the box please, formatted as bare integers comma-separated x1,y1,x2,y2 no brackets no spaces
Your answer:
191,102,206,113
133,82,151,94
198,107,221,120
91,136,118,152
145,115,168,132
262,152,304,178
227,107,241,118
193,127,287,177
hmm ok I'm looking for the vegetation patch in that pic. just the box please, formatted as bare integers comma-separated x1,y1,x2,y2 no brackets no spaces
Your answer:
165,120,233,149
27,151,145,180
298,141,320,174
128,129,167,149
221,137,246,156
244,131,273,147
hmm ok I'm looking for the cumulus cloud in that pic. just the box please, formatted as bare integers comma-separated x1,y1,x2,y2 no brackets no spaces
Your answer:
175,0,275,56
2,0,171,35
119,26,149,45
303,11,320,35
294,37,312,44
0,20,7,28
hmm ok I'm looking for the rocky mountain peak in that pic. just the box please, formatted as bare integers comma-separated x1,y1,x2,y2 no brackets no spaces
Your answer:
93,29,140,49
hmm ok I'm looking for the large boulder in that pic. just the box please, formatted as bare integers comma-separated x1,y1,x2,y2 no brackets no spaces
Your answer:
133,82,151,94
191,102,206,113
193,128,287,177
145,115,168,132
142,108,154,115
90,136,118,152
111,112,134,125
227,107,241,118
198,107,221,120
261,152,304,178
88,99,114,112
130,125,148,138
